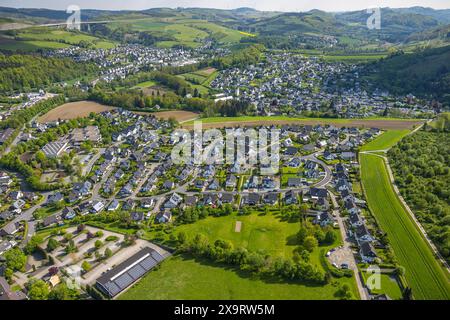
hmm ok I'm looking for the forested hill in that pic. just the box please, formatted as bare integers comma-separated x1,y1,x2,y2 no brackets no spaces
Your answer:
361,45,450,105
0,54,96,94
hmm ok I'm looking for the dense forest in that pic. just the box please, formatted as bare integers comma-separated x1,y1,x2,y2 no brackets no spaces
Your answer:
388,127,450,262
0,54,96,94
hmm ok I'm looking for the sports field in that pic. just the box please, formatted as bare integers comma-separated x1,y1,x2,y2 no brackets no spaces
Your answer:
360,153,450,300
38,101,116,122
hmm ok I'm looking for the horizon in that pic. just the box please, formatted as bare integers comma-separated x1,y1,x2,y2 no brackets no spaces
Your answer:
1,1,450,12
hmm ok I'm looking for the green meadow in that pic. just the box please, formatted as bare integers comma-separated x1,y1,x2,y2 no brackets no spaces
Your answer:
119,255,358,300
360,130,410,151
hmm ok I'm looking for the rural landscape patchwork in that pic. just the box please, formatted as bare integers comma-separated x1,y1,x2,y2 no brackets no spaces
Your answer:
0,0,449,305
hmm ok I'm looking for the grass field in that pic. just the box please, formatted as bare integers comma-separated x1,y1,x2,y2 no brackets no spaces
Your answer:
119,255,357,300
322,54,387,62
0,37,71,51
132,80,157,88
38,101,116,123
177,67,219,95
157,212,301,258
119,209,360,300
361,272,403,300
360,153,450,300
360,130,411,151
183,116,423,130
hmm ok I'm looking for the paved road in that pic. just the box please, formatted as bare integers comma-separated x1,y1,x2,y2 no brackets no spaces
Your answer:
329,191,369,300
6,193,51,245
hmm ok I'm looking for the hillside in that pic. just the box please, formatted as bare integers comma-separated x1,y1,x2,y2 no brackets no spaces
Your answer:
1,6,449,49
361,45,450,105
249,10,345,35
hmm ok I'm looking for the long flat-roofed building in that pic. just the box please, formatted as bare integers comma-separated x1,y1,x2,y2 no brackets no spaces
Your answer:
42,140,69,158
96,247,165,298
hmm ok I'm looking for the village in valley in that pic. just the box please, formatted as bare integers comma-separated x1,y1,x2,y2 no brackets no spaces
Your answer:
0,104,405,299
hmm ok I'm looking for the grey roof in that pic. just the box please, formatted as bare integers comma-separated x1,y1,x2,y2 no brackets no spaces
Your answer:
96,247,165,297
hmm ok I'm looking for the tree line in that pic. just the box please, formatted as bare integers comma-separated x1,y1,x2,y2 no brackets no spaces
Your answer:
388,130,450,262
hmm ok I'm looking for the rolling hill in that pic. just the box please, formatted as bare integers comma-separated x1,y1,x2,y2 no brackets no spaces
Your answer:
361,45,450,105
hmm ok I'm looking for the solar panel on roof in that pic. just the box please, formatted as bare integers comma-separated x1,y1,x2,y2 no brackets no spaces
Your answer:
140,256,157,271
128,264,146,280
105,282,121,296
151,251,164,262
114,273,134,290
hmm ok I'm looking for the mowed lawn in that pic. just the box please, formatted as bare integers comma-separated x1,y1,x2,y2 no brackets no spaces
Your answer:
361,272,403,300
360,154,450,300
167,212,300,258
360,130,410,151
119,255,356,300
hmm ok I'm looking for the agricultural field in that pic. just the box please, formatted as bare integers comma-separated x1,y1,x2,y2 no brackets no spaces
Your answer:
321,54,388,62
150,110,199,123
108,18,247,48
119,255,358,300
296,49,388,63
1,28,117,51
0,36,71,51
38,101,116,123
360,153,450,300
360,130,411,151
183,116,423,130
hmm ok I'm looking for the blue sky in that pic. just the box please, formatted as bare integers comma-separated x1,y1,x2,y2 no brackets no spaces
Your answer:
1,0,449,11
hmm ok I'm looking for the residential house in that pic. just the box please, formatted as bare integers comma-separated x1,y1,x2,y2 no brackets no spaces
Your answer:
208,179,220,191
355,225,373,243
130,212,145,223
219,193,234,204
314,212,334,227
141,199,155,209
42,213,63,228
264,193,278,205
242,193,260,206
184,196,198,207
284,190,298,204
107,200,120,211
225,175,237,189
287,178,303,188
360,241,377,263
91,201,105,214
156,211,172,224
164,193,182,209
